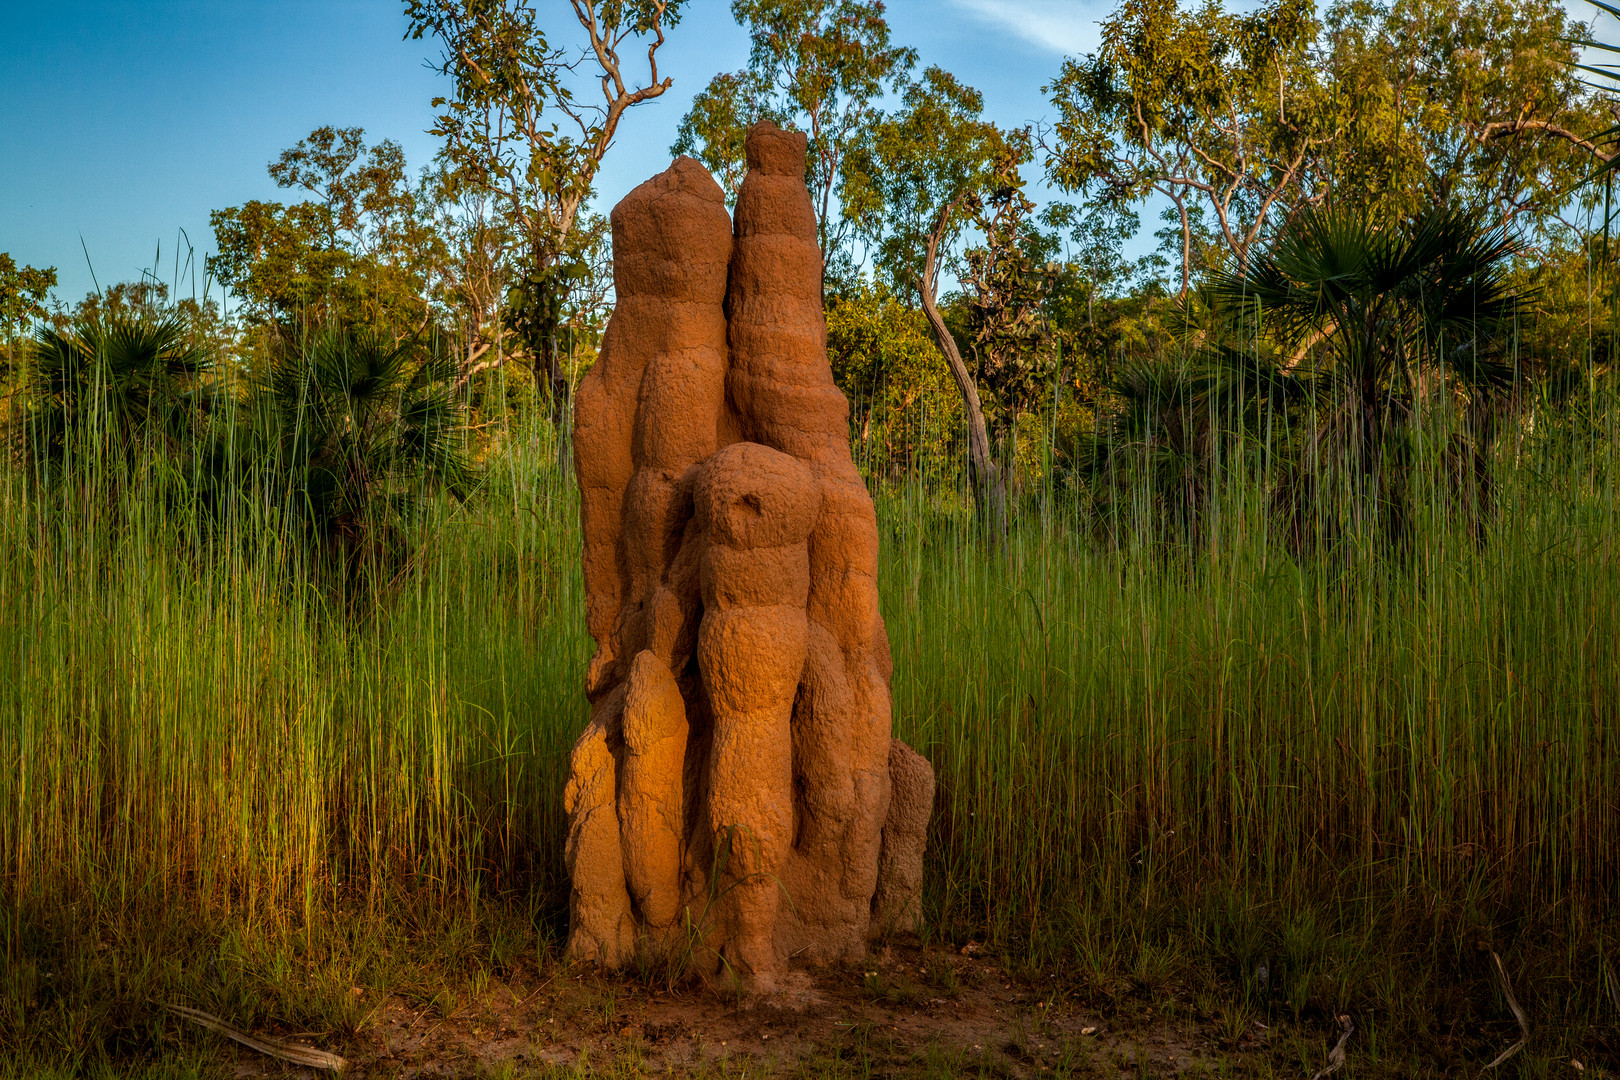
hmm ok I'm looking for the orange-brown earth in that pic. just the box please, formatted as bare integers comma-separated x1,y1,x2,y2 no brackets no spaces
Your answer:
222,940,1266,1079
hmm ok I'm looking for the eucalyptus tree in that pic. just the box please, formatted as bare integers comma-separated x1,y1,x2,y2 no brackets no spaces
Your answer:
210,127,436,334
0,256,56,336
958,134,1063,458
672,0,916,280
847,89,1059,499
417,164,519,383
406,0,687,407
1326,0,1602,237
1044,0,1605,297
841,66,1012,520
0,254,56,373
670,70,762,199
1044,0,1331,298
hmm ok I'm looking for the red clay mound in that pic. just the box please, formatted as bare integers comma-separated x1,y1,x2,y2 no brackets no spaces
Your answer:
566,122,933,993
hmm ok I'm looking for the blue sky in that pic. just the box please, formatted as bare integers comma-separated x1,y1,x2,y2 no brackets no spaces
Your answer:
0,0,1105,309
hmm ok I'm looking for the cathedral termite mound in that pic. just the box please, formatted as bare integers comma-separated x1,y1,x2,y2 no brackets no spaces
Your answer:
565,121,934,992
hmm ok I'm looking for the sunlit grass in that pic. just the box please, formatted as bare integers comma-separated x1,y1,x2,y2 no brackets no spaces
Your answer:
2,371,1618,1071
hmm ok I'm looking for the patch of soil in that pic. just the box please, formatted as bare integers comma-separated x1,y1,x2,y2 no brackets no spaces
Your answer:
228,942,1254,1077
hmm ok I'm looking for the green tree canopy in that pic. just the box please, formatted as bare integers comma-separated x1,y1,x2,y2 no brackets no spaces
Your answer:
0,255,58,366
673,0,916,275
839,65,1021,519
0,255,56,329
841,66,1003,294
407,0,685,403
1044,0,1331,296
1043,0,1607,295
210,127,437,332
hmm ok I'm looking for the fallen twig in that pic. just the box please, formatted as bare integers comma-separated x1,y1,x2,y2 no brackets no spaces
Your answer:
1483,950,1528,1070
164,1002,346,1072
511,967,563,1011
1309,1014,1353,1080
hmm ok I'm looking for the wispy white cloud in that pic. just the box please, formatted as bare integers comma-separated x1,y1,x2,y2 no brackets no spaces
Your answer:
947,0,1101,57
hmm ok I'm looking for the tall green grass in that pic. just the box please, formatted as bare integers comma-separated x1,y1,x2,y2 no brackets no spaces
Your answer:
2,366,1619,1067
891,452,1620,938
0,424,587,926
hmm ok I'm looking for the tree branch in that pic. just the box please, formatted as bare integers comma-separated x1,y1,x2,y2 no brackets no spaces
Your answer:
1475,117,1616,163
916,195,1002,519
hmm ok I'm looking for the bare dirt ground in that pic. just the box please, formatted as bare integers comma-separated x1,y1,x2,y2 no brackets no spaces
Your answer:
224,941,1279,1079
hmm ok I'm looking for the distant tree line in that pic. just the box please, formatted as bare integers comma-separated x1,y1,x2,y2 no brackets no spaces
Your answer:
4,0,1617,544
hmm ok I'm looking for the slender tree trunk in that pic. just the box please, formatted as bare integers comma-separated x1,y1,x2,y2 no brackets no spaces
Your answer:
557,331,576,478
1174,193,1192,301
545,330,569,427
917,197,1005,530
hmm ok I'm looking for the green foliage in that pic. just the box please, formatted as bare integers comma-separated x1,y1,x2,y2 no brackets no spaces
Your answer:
827,279,961,478
1041,201,1141,301
243,325,471,583
1212,206,1522,528
1071,348,1307,546
1044,0,1605,293
1035,222,1173,412
209,127,437,332
407,0,685,260
10,288,470,591
1512,232,1617,374
0,254,56,345
18,310,211,474
1327,0,1597,226
499,211,611,413
210,199,356,322
674,0,916,274
407,0,683,405
959,134,1063,440
267,125,418,245
670,69,774,201
1218,208,1522,382
418,164,520,364
841,66,1006,296
0,256,57,402
1068,207,1525,553
1045,0,1327,293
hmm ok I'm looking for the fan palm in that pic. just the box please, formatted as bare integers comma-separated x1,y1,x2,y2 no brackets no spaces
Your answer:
21,313,210,473
1074,346,1309,548
247,326,470,587
1210,206,1522,546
